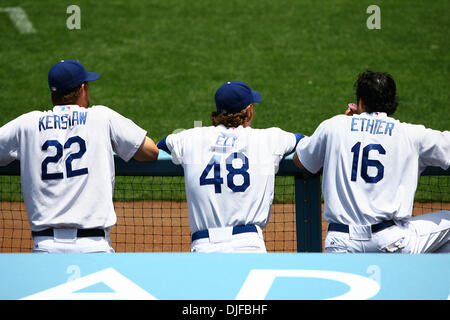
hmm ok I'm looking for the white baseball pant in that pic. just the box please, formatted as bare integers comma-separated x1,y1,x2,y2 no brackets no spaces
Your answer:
32,228,114,253
190,225,266,253
324,210,450,253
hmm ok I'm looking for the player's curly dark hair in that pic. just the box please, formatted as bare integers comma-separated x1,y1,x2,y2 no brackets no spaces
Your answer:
51,83,83,106
210,108,250,127
355,70,398,115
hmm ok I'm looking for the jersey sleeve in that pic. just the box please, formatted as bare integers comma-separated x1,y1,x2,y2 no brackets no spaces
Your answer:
270,128,299,156
416,127,450,170
295,119,329,174
164,131,185,165
264,128,299,174
97,106,147,162
0,115,23,165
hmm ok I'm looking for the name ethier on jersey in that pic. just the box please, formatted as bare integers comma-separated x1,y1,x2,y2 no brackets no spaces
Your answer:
38,111,88,131
350,117,395,136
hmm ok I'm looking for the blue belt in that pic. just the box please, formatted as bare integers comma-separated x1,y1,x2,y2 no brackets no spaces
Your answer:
191,224,258,242
328,220,395,234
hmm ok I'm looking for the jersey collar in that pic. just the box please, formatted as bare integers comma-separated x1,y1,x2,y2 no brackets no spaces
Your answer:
53,105,83,112
361,112,388,117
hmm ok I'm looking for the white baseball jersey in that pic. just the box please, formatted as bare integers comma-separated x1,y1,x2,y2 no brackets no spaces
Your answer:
0,104,146,231
164,125,297,233
296,112,450,225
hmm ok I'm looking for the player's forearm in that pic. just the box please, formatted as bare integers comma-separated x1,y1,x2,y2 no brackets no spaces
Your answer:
133,136,159,161
293,152,306,170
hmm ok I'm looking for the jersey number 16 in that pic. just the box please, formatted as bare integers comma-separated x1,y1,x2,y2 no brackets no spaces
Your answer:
350,142,386,183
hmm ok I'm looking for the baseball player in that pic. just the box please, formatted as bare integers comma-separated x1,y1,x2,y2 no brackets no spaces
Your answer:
294,70,450,253
157,81,304,252
0,60,159,253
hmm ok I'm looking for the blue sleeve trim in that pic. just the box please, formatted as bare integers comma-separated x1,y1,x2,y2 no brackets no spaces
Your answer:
294,133,305,148
157,136,171,154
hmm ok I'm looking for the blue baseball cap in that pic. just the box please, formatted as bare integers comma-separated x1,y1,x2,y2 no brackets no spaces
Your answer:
215,81,261,114
48,60,99,94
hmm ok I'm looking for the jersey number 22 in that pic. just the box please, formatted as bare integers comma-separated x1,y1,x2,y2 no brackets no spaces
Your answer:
41,136,88,180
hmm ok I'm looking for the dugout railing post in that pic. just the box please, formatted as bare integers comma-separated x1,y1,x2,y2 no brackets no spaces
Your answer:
278,153,322,252
294,174,322,252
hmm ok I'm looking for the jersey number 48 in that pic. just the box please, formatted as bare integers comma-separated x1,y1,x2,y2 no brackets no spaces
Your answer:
200,152,250,193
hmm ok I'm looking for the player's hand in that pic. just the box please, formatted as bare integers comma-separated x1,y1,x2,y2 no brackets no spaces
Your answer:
345,103,358,116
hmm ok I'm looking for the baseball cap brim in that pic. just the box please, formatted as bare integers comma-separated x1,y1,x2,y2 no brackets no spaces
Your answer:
251,90,261,103
85,71,100,82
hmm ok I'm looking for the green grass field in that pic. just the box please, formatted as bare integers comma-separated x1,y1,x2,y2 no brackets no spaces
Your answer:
0,0,449,139
0,0,449,203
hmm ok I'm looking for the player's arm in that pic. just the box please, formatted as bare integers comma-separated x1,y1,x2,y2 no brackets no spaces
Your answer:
272,130,306,171
275,130,305,155
292,121,329,174
133,136,159,161
156,136,171,154
293,133,305,149
156,134,184,165
417,127,450,170
293,152,306,170
0,115,23,166
100,105,158,162
292,133,307,169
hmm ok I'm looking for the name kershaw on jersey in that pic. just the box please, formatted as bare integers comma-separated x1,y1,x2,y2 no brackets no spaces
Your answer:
38,110,88,131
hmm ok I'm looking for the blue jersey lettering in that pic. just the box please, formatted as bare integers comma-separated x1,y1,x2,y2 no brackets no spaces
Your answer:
351,118,358,131
53,115,61,129
61,114,69,129
366,119,375,134
350,117,395,136
39,116,45,131
375,120,385,134
384,122,394,135
71,111,79,126
212,134,237,153
38,112,88,131
79,112,87,125
45,115,53,130
215,134,237,147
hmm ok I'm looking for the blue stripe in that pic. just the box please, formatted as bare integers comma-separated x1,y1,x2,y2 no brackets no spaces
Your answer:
157,136,170,154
